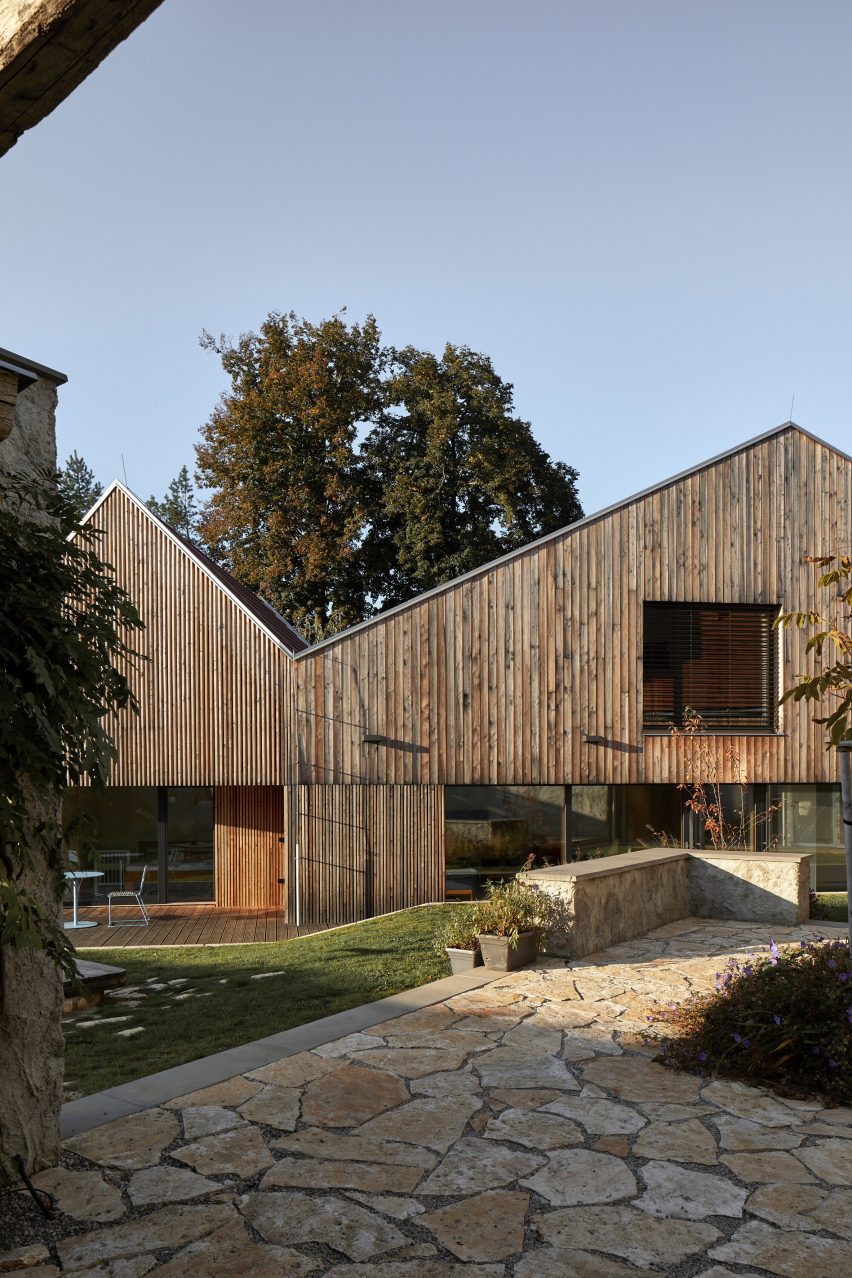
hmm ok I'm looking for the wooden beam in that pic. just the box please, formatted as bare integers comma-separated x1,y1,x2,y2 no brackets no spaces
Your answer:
0,0,165,157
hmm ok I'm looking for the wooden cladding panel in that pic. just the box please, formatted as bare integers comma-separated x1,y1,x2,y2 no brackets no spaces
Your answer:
216,786,288,909
84,488,292,786
295,785,444,927
295,430,852,787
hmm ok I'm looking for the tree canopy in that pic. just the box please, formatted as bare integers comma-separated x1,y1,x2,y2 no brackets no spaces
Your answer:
195,311,583,640
57,450,102,520
148,465,201,541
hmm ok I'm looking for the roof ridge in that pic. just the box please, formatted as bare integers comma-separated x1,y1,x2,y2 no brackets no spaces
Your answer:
79,481,308,655
300,421,851,656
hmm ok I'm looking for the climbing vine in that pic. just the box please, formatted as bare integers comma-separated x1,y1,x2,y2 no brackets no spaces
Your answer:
0,470,142,1005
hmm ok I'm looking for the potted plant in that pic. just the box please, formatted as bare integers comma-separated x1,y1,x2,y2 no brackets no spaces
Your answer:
437,905,483,974
473,875,556,971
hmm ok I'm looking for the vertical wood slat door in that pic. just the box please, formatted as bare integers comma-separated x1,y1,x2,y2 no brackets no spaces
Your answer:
215,786,288,910
295,785,444,927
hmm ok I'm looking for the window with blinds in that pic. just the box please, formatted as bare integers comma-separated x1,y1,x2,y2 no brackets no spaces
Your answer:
643,603,779,731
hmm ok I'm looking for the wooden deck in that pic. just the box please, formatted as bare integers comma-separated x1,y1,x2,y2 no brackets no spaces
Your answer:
65,904,320,948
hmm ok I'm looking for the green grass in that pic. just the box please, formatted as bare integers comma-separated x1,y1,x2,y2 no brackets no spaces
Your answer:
66,905,452,1098
812,892,848,923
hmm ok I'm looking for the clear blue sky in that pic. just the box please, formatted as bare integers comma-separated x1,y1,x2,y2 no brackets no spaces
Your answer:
1,0,850,515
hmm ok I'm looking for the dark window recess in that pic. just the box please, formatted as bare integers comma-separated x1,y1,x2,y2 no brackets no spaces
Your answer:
643,603,778,731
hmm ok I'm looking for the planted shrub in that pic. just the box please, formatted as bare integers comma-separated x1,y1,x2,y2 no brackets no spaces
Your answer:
473,876,559,951
648,937,852,1104
436,906,480,954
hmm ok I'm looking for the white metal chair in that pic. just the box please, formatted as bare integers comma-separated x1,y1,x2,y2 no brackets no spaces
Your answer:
107,863,151,927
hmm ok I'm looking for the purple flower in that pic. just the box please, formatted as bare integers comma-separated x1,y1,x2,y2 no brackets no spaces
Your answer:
828,1060,838,1069
828,959,837,970
773,1014,781,1025
697,1051,708,1062
733,1032,742,1043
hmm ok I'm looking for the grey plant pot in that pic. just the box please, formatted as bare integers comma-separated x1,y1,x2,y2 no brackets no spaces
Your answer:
477,931,537,971
445,946,483,974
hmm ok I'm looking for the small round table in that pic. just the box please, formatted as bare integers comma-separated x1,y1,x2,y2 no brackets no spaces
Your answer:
63,870,104,929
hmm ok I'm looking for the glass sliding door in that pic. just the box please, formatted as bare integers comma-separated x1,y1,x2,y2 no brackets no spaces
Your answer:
63,787,159,903
165,787,215,901
63,786,216,903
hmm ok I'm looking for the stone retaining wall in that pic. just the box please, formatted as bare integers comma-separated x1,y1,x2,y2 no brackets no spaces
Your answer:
688,850,810,926
525,848,812,959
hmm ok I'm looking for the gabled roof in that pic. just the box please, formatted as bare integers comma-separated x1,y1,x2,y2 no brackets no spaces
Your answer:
81,481,309,656
300,421,852,656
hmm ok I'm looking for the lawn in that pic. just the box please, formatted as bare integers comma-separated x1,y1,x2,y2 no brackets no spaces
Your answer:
66,905,451,1099
812,892,848,923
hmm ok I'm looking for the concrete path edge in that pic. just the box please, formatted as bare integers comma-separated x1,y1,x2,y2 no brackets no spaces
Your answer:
61,965,502,1139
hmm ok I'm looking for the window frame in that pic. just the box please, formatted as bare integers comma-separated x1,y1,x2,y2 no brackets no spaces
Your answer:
642,601,780,734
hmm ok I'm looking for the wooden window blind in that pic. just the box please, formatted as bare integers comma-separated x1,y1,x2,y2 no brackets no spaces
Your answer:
643,603,778,731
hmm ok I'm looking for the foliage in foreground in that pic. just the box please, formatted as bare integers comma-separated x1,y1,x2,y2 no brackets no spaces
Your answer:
648,937,852,1104
776,553,852,746
0,471,142,998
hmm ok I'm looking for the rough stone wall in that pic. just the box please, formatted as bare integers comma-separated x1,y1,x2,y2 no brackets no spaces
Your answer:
526,848,813,960
0,374,58,474
0,371,65,1183
688,853,811,926
528,855,690,959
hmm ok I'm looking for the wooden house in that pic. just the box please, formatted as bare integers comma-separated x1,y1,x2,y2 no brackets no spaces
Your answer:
67,422,852,923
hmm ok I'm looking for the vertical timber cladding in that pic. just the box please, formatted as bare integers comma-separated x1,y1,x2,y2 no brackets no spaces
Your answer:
295,428,852,787
84,486,293,787
295,786,444,927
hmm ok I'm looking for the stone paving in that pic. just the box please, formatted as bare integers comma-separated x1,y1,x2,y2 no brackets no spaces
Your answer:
3,916,852,1276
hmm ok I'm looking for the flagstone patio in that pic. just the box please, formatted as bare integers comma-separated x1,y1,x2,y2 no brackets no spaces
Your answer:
3,916,851,1276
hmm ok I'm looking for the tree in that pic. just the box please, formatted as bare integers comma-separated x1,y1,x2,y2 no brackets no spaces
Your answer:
57,450,102,520
0,470,142,1183
148,465,200,541
196,313,584,637
196,312,384,641
777,554,852,745
360,344,583,608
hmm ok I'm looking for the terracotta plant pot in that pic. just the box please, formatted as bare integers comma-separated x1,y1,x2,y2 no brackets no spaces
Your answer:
445,945,483,974
477,931,537,971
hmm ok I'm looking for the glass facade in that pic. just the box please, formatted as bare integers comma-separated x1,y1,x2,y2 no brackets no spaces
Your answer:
570,785,686,857
64,787,159,902
444,783,846,895
769,784,845,891
63,786,215,903
445,786,564,893
165,787,215,902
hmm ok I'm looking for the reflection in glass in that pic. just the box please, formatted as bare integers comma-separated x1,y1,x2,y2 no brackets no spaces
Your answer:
444,786,564,894
570,785,685,858
769,784,845,891
63,787,159,901
166,787,215,902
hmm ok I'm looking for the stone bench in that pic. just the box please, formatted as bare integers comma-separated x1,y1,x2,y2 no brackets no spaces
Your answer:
524,848,811,959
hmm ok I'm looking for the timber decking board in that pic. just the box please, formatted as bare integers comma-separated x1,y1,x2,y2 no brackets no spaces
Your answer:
66,906,318,949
